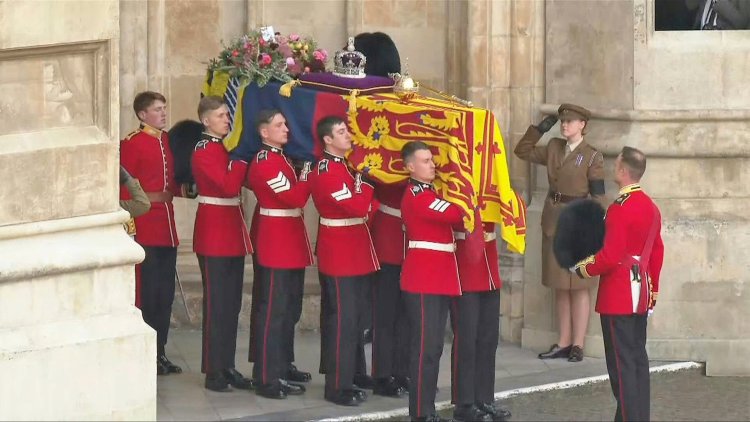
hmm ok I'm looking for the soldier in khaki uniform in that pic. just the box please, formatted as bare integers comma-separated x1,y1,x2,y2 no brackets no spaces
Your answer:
514,104,607,362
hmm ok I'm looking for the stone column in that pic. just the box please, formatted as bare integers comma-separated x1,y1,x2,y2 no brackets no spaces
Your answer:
0,0,154,418
521,0,750,376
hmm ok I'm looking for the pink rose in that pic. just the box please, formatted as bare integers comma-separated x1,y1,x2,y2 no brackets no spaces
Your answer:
286,57,296,66
313,50,324,61
260,53,272,66
289,33,300,41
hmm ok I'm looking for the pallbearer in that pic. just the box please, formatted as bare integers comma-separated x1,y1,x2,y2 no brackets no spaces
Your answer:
400,141,464,422
246,109,312,399
192,96,253,392
309,116,380,406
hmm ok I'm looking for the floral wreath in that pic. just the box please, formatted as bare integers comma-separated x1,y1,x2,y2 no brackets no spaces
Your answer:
208,29,329,87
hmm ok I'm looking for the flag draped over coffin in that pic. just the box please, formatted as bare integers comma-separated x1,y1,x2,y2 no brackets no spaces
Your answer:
202,72,526,254
347,93,526,254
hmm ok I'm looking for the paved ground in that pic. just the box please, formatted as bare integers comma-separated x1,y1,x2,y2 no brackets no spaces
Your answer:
487,368,750,421
157,329,746,422
158,329,613,421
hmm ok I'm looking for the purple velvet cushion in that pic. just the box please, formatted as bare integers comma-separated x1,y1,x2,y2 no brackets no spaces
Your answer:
299,72,394,94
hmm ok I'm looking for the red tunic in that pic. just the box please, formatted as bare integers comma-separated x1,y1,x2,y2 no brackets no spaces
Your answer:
400,178,464,296
119,123,180,247
247,144,313,269
455,222,502,292
309,152,379,277
575,184,664,315
191,133,252,257
371,183,408,265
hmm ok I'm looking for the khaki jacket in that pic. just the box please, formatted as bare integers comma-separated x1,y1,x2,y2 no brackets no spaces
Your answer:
515,126,607,236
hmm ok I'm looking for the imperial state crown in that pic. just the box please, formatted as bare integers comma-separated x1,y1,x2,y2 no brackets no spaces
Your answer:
333,36,366,79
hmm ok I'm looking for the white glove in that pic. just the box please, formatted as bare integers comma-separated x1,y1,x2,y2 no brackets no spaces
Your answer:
647,309,654,318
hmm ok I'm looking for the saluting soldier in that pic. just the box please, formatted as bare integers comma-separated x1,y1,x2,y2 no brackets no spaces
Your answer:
309,115,380,407
574,146,663,422
246,109,311,399
120,91,190,376
514,103,607,362
191,96,254,392
370,182,410,397
450,218,510,422
400,141,464,422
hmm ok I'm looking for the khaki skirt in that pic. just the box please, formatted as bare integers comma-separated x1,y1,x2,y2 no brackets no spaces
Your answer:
541,234,597,290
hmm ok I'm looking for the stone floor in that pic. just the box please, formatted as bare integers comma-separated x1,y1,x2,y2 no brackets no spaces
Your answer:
158,329,621,421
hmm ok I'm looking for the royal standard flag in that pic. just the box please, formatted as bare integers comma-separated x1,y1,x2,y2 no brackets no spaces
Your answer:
347,93,526,254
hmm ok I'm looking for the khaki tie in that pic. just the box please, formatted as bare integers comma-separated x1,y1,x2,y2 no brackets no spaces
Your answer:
564,145,572,159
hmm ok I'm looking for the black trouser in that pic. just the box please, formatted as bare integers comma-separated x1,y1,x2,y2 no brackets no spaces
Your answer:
139,246,177,357
601,314,650,422
449,290,500,405
372,264,409,379
319,273,370,395
405,292,450,419
198,255,245,376
251,265,305,384
283,268,305,366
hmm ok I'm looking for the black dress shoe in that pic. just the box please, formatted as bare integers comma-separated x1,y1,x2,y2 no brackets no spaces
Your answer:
156,359,169,376
349,387,368,402
374,376,407,397
453,404,492,422
353,373,375,390
280,380,305,395
256,381,287,399
395,375,411,391
204,374,232,392
538,343,572,359
568,345,584,362
158,355,182,374
476,402,510,421
223,368,254,390
285,364,312,383
325,390,360,406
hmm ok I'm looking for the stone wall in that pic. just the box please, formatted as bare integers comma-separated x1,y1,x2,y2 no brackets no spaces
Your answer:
0,0,154,418
520,0,750,376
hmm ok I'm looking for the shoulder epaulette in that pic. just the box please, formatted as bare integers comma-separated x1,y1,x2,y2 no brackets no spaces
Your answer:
256,150,268,162
194,139,209,151
123,129,140,141
614,193,630,206
317,159,329,174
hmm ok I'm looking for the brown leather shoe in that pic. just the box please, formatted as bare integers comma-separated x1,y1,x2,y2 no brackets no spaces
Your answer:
568,345,584,362
538,343,572,359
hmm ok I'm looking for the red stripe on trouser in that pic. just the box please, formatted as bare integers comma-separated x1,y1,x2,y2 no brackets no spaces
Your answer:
417,294,425,417
371,280,377,376
609,318,628,421
134,264,142,309
202,256,211,373
335,277,342,390
262,269,276,384
451,300,458,403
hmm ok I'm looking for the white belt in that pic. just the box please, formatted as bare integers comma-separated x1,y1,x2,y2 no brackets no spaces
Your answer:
197,195,241,206
320,217,367,227
408,240,456,252
453,231,497,242
259,207,302,217
378,204,402,218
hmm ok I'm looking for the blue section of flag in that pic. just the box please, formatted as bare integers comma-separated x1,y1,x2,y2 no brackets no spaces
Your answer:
232,81,323,162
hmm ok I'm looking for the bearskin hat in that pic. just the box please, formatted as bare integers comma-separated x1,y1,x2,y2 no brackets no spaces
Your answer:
553,199,606,269
354,32,401,77
168,119,204,185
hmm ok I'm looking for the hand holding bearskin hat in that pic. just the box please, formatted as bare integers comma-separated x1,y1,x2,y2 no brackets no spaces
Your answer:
553,199,606,269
